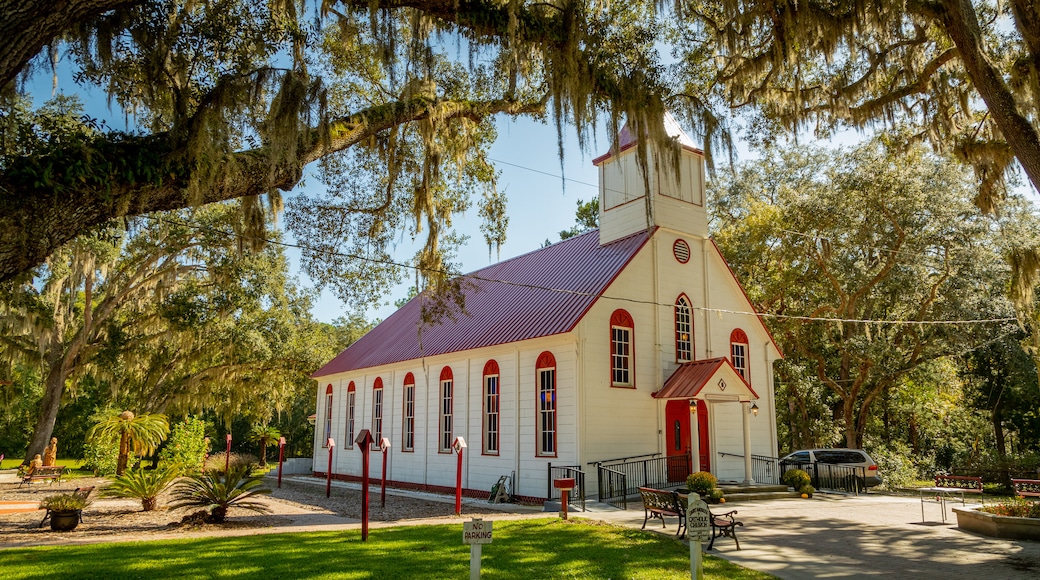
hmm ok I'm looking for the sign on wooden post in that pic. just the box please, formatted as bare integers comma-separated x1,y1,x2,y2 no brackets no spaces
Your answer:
687,493,710,580
463,518,492,580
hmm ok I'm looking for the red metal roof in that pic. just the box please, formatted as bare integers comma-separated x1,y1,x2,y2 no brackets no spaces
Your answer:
653,357,760,400
313,229,651,377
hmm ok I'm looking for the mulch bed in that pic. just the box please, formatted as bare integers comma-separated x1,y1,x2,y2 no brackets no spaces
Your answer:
0,475,522,548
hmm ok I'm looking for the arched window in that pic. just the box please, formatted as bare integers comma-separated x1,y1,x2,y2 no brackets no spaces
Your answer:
730,329,749,380
610,309,635,387
675,295,693,363
346,381,356,448
371,377,383,450
323,384,333,446
536,351,557,457
402,372,415,452
483,360,500,455
439,366,454,452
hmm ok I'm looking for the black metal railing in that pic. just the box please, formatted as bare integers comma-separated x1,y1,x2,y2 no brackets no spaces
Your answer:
716,452,781,485
596,465,628,509
592,453,692,508
781,461,867,494
547,463,586,511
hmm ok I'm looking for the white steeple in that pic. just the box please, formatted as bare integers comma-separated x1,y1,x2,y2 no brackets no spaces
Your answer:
592,113,707,245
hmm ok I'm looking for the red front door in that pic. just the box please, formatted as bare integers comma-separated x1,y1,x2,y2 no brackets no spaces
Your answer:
665,399,710,482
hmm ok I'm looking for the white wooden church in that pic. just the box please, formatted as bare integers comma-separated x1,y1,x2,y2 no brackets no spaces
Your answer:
311,115,782,502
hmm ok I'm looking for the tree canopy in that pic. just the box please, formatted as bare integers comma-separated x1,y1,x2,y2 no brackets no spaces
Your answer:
3,1,1040,307
710,136,1020,448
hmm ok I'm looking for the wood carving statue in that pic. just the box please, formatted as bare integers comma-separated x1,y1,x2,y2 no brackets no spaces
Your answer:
42,437,57,466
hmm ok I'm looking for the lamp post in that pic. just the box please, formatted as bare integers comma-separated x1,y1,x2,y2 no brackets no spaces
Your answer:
325,438,335,498
225,433,232,474
277,436,286,488
355,429,373,541
689,399,700,474
452,437,467,516
379,437,391,508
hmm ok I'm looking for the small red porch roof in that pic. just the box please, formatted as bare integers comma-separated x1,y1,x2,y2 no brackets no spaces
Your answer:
653,358,760,401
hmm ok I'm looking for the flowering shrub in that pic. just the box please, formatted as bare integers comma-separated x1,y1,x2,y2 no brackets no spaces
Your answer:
980,498,1040,518
782,469,811,489
205,452,259,474
686,471,718,497
158,417,208,475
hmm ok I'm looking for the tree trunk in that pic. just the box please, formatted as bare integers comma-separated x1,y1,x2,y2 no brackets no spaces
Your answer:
842,399,861,449
993,406,1011,487
22,355,66,464
117,432,131,475
0,0,144,88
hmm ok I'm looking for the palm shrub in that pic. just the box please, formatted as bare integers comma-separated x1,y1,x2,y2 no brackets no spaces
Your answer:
102,467,179,511
247,424,282,467
88,410,169,475
170,465,271,523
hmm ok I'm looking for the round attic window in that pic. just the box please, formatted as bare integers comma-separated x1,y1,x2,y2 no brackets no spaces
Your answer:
673,239,691,263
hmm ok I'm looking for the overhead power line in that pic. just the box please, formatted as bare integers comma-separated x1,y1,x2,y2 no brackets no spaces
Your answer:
143,215,1018,328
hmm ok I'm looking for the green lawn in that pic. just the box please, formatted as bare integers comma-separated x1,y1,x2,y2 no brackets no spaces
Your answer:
1,457,87,470
0,518,773,580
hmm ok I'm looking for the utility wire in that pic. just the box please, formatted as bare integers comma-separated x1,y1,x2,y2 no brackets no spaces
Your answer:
143,214,1018,327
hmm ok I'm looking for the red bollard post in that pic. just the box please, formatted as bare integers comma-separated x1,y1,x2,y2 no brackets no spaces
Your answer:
277,436,286,488
452,437,467,516
553,478,576,521
225,433,232,474
379,437,391,508
325,438,335,498
356,430,373,541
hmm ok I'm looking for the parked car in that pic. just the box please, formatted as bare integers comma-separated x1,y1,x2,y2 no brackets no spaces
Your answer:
780,448,883,489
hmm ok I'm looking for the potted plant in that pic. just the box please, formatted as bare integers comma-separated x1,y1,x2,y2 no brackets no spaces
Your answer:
39,493,92,531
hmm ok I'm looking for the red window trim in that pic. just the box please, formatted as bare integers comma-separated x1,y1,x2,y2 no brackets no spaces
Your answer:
675,293,694,363
345,381,356,449
438,366,454,454
322,384,333,448
402,372,415,453
730,328,750,381
610,309,635,388
482,360,500,456
535,351,558,458
371,377,383,451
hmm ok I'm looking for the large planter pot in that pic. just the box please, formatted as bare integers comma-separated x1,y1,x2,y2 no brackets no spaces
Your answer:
49,510,81,532
953,507,1040,541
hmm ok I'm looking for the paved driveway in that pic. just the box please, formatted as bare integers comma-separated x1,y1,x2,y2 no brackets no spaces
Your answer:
587,493,1040,579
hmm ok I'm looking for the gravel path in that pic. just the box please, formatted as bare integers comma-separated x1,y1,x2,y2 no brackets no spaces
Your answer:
0,473,535,549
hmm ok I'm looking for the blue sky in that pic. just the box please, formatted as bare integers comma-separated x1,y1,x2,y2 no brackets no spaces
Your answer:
301,117,608,323
27,68,610,324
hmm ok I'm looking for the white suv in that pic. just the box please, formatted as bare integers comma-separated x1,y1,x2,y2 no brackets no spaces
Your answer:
780,448,883,488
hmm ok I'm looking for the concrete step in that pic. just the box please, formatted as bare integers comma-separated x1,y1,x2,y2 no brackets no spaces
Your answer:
718,483,789,494
720,490,802,502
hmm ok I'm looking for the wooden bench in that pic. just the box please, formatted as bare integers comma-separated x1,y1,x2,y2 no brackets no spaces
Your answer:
19,465,66,487
638,487,686,537
1011,478,1040,498
674,492,743,550
918,474,983,523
